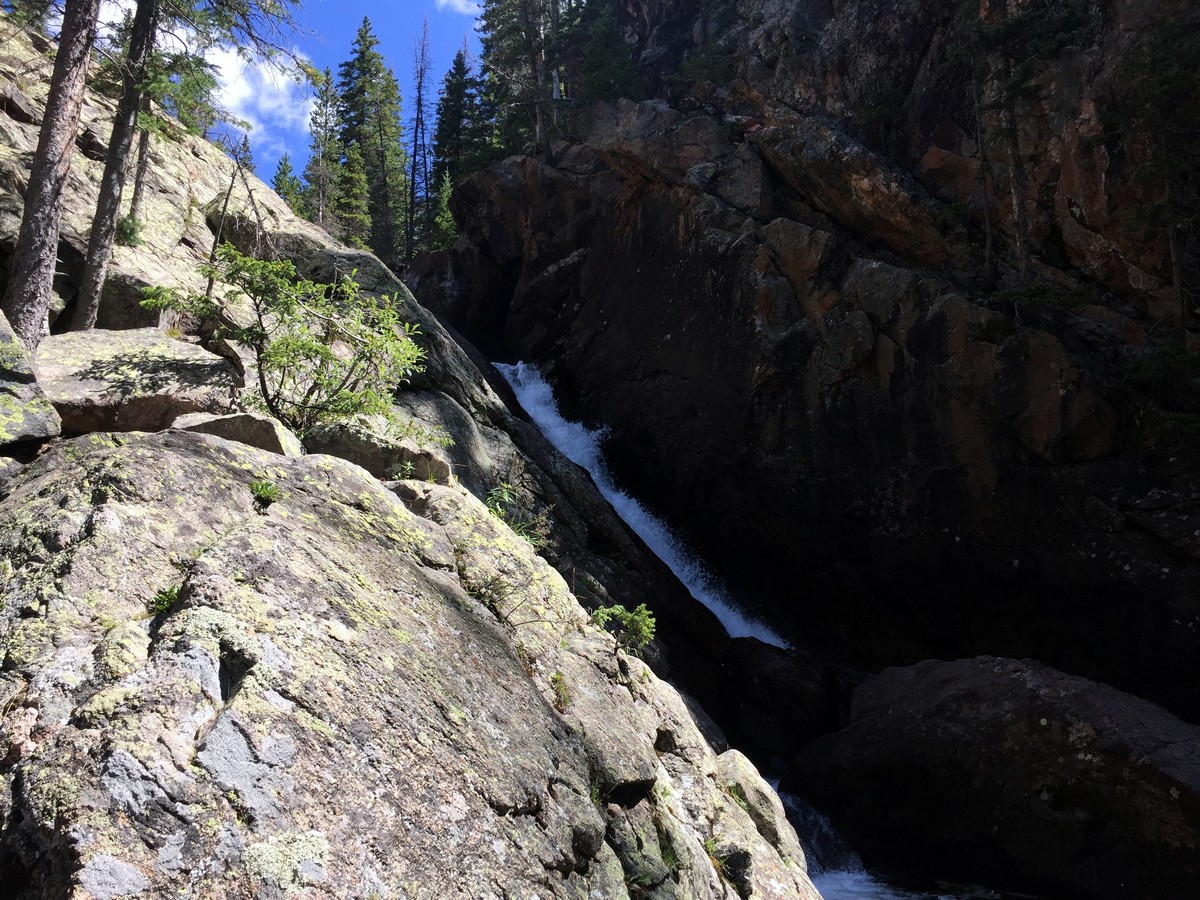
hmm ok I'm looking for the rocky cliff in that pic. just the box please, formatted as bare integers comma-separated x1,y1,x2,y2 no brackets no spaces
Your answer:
0,19,820,900
416,0,1200,725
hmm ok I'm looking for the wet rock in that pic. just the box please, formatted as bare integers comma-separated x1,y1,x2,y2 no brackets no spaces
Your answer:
792,656,1200,897
33,328,238,434
171,411,302,457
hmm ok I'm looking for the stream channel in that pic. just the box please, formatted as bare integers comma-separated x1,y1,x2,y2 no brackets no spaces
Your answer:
495,362,997,900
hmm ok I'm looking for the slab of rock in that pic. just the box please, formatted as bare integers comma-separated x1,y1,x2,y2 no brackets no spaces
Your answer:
172,411,302,457
304,417,453,483
34,328,237,434
792,656,1200,897
0,310,61,448
0,430,820,899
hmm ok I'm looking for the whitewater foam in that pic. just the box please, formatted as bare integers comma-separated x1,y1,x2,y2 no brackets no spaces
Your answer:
495,361,790,649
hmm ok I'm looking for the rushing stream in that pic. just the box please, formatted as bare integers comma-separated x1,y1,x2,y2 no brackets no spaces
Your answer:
495,362,965,900
495,362,789,649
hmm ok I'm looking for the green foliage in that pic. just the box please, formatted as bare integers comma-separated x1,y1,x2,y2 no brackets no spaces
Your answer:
335,142,373,249
149,584,181,615
300,68,344,233
485,482,553,550
570,5,646,102
141,244,425,436
430,172,459,250
114,215,143,248
432,50,495,186
338,17,408,264
591,603,656,654
250,479,281,505
549,670,571,711
271,152,305,215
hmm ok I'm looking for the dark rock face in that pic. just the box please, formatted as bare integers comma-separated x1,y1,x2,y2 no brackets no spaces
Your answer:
421,100,1200,723
791,656,1200,899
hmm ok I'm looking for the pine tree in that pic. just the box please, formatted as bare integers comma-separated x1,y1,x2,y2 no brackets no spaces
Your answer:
336,142,372,250
478,0,556,159
431,171,459,251
0,0,102,348
272,153,304,214
72,0,160,331
337,17,408,266
301,68,342,233
407,16,433,259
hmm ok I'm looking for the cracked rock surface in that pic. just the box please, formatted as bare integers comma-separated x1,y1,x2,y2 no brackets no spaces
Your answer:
0,430,817,899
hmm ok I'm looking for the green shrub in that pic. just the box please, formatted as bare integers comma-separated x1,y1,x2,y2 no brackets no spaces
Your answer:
141,244,426,436
591,603,656,654
149,584,181,615
115,215,143,247
250,479,281,505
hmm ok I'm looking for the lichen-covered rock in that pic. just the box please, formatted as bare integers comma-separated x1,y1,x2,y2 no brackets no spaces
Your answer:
792,656,1200,897
171,411,302,457
33,328,238,434
0,310,60,448
0,430,819,899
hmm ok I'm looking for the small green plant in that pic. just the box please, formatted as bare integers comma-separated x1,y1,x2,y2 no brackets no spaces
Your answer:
703,837,727,880
141,244,426,436
485,481,553,550
115,214,143,247
549,670,571,711
394,460,416,480
149,584,181,615
591,603,656,654
250,479,281,505
726,782,750,814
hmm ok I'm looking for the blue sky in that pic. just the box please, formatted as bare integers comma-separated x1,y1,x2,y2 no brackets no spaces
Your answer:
209,1,483,179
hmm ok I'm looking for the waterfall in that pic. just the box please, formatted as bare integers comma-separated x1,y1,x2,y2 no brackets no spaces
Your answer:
495,362,789,649
499,361,970,900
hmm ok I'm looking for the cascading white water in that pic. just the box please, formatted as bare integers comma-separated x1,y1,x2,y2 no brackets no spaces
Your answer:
499,360,962,900
495,361,790,649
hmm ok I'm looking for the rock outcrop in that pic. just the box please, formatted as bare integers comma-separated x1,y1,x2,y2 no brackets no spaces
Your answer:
792,656,1200,898
0,429,819,899
1,310,59,449
419,13,1200,724
34,329,238,434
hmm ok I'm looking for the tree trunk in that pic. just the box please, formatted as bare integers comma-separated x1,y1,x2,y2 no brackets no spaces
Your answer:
127,123,152,223
0,0,102,349
71,0,159,331
970,71,994,271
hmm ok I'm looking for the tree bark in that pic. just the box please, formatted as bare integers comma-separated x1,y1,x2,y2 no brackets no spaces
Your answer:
127,122,152,224
0,0,102,348
71,0,159,331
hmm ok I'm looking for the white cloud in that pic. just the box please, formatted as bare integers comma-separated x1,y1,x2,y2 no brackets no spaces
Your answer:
435,0,482,15
208,46,314,163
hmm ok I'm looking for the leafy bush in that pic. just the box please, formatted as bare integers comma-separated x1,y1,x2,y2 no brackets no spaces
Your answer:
591,603,656,654
115,215,143,247
142,244,425,436
250,479,281,505
149,584,181,615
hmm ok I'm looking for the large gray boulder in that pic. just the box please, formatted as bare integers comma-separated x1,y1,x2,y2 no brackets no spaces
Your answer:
34,328,238,434
0,430,819,900
793,656,1200,897
0,310,60,448
171,411,302,457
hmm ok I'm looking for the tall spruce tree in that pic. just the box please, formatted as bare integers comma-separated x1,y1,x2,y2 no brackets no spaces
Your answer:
407,16,432,259
301,67,342,233
337,17,407,266
272,152,304,213
336,142,372,250
478,0,557,159
431,49,492,187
